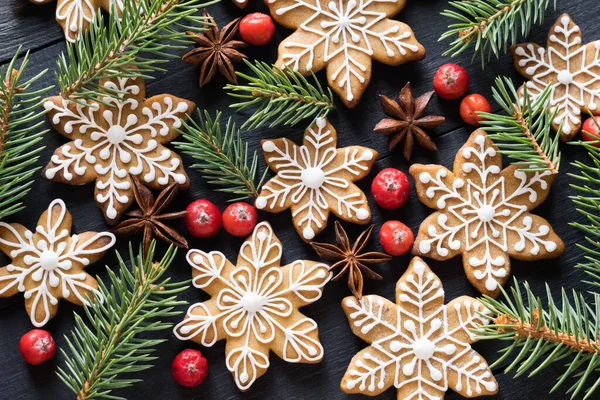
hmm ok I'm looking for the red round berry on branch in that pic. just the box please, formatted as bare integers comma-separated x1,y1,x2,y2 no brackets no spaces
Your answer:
371,168,410,210
433,64,469,100
223,202,258,237
185,200,222,238
239,13,275,46
19,329,56,365
172,349,208,388
582,116,600,146
379,220,414,256
460,94,492,127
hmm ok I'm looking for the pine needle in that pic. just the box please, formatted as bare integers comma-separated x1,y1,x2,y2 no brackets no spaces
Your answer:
0,48,51,220
480,76,561,173
478,278,600,400
57,242,188,400
225,59,335,130
440,0,555,67
569,131,600,287
57,0,215,103
174,110,267,201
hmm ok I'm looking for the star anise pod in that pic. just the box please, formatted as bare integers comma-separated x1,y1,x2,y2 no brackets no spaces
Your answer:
374,82,445,160
310,222,391,299
182,10,247,87
112,175,188,257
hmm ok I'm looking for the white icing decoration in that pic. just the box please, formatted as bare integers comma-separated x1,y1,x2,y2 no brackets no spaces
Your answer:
514,15,600,137
342,259,496,397
257,118,375,239
416,134,559,292
273,0,421,103
44,76,190,221
0,199,115,327
174,222,331,391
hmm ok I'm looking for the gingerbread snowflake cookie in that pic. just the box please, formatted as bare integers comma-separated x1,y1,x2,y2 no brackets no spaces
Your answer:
341,257,498,398
255,117,377,241
267,0,425,108
512,14,600,140
43,75,194,224
174,221,331,391
410,130,563,297
0,199,115,327
30,0,123,43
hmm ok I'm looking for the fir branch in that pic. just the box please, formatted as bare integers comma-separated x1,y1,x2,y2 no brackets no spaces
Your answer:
480,76,561,173
440,0,555,66
57,0,215,102
478,279,600,400
0,49,50,220
174,110,267,201
225,59,335,130
57,242,187,400
569,134,600,286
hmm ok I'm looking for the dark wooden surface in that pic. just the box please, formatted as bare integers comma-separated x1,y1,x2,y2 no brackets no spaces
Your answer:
0,1,596,399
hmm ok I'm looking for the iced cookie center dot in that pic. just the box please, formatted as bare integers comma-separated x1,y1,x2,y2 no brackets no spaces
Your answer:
241,292,264,313
412,338,436,360
39,250,60,272
477,205,495,222
557,70,573,85
301,167,326,189
106,125,127,145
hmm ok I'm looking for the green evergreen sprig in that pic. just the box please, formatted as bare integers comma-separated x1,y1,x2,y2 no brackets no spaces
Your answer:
0,49,50,220
57,243,187,400
175,110,267,201
440,0,555,66
569,131,600,286
478,278,600,400
480,76,561,173
225,59,335,130
57,0,214,103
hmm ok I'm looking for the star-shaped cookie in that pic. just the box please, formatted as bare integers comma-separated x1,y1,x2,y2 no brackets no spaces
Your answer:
30,0,123,43
174,221,331,391
43,75,194,224
512,14,600,140
267,0,425,108
409,130,563,297
255,116,378,241
341,257,498,398
0,199,115,327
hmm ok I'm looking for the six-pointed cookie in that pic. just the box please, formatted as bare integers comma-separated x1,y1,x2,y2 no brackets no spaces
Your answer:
174,221,331,391
43,75,194,224
410,130,564,297
0,199,115,327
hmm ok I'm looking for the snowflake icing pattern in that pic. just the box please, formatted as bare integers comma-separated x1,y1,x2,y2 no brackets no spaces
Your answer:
255,117,377,241
174,222,331,391
43,75,194,223
0,199,115,327
512,14,600,140
30,0,124,43
268,0,425,107
409,131,563,297
341,257,498,399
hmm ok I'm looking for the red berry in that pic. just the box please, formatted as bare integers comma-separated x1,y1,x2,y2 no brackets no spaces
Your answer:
19,329,56,365
172,349,208,388
582,116,600,146
460,94,492,127
433,64,469,100
379,221,414,257
185,200,222,238
223,202,258,237
239,13,275,46
371,168,410,210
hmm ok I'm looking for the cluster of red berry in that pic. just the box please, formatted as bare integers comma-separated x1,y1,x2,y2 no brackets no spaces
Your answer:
185,200,258,238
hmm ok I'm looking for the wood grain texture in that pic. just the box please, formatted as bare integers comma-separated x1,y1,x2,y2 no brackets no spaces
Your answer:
0,1,595,399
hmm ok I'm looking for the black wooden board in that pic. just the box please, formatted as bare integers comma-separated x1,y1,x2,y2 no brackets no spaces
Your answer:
0,1,596,399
